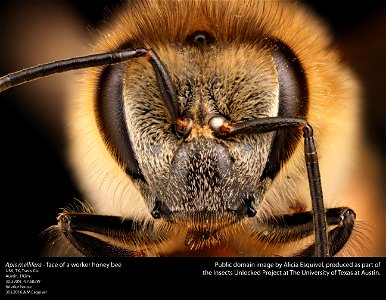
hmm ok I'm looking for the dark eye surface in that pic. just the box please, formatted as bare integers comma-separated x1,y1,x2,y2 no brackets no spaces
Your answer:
95,64,143,180
261,38,309,180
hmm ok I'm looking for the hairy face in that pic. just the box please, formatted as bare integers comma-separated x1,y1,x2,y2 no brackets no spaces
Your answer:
96,42,285,233
56,0,364,256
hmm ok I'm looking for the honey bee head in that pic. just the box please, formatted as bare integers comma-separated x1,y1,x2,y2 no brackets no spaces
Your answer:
70,0,336,235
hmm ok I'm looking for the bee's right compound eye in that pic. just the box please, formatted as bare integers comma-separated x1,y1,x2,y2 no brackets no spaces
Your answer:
96,64,143,179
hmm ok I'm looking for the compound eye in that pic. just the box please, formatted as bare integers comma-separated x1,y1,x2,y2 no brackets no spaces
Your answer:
260,38,309,180
96,64,143,179
175,116,193,139
208,116,231,138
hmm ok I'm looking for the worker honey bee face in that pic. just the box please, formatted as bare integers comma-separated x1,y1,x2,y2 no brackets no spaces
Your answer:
3,0,380,257
88,0,313,237
96,44,282,227
59,0,354,255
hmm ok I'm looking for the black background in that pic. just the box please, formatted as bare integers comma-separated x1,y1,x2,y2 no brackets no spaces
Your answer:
0,0,385,258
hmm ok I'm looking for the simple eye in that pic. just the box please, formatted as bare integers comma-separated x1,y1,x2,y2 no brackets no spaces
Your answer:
95,64,144,180
261,38,309,180
185,31,215,46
